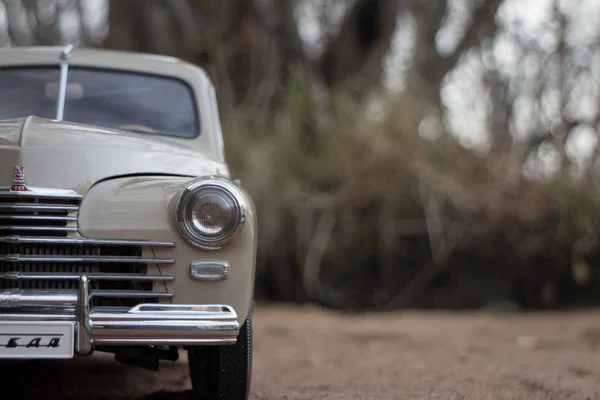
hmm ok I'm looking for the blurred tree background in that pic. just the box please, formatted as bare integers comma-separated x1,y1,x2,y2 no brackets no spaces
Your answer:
3,0,600,311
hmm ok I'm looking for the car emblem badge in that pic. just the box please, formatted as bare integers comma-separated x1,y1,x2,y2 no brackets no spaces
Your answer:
10,165,29,192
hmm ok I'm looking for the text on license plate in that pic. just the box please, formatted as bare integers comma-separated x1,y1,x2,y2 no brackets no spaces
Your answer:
0,321,75,359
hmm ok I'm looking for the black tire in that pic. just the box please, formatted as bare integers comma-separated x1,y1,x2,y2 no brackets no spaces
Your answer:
188,311,253,399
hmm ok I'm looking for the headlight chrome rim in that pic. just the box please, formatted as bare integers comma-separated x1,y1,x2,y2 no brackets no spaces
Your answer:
176,177,247,250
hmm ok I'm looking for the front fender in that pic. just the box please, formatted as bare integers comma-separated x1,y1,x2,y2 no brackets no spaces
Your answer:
77,175,257,325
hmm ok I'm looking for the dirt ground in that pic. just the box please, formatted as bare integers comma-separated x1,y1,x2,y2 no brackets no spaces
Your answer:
1,304,600,400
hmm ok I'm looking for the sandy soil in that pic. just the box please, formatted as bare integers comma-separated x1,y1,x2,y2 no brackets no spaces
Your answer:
1,304,600,399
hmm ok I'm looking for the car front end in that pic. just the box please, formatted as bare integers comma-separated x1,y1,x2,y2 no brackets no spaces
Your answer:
0,171,256,359
0,46,257,398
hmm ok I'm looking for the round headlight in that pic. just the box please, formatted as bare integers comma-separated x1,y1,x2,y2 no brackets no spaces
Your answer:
176,179,246,249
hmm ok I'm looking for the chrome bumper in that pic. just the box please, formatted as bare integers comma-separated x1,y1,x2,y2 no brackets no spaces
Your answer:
0,276,240,355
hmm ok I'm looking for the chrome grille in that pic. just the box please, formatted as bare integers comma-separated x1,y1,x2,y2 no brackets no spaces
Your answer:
0,241,99,290
0,236,175,307
0,190,81,237
0,189,176,308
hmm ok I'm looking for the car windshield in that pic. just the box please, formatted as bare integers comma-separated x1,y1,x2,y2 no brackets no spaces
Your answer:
0,66,200,138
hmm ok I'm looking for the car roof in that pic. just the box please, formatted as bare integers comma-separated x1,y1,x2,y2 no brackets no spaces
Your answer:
0,46,212,85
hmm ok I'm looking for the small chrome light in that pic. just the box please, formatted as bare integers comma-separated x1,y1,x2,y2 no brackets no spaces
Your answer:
190,261,229,281
176,177,247,250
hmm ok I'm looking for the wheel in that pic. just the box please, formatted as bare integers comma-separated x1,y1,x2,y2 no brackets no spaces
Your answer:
187,311,253,399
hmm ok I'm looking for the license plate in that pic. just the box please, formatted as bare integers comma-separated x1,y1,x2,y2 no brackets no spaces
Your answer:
0,321,75,359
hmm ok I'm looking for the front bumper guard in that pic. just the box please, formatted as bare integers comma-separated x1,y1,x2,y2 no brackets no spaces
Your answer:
0,276,240,355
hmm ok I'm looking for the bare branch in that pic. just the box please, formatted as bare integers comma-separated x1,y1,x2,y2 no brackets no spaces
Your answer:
303,205,336,303
409,0,503,106
270,0,331,109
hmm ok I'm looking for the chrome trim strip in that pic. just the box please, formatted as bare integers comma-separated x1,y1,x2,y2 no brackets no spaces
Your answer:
0,226,78,232
0,289,173,305
0,289,76,307
93,338,237,345
0,215,77,222
76,275,92,355
91,291,173,299
0,187,82,199
128,304,233,315
0,272,174,281
0,254,175,264
0,313,75,321
0,236,175,247
0,204,79,212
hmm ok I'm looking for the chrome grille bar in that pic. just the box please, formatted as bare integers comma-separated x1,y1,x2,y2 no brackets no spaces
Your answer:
1,215,77,222
0,190,82,200
0,272,174,281
0,254,175,264
0,226,78,232
0,188,81,238
92,291,173,299
0,289,76,306
0,204,79,212
0,236,175,247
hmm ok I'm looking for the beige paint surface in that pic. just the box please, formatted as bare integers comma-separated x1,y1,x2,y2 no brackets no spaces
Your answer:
0,47,256,325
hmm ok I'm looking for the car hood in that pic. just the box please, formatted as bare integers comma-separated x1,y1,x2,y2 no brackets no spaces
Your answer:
0,116,229,194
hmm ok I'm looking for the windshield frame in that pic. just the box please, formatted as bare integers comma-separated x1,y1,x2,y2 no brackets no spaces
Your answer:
0,63,202,139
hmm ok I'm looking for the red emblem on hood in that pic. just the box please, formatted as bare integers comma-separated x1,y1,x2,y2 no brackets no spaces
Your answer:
10,165,29,192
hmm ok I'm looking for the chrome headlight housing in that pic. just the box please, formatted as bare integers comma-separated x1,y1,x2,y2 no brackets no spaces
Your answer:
176,177,247,250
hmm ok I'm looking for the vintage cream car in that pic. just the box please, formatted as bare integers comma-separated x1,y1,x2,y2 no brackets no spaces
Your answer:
0,45,256,399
